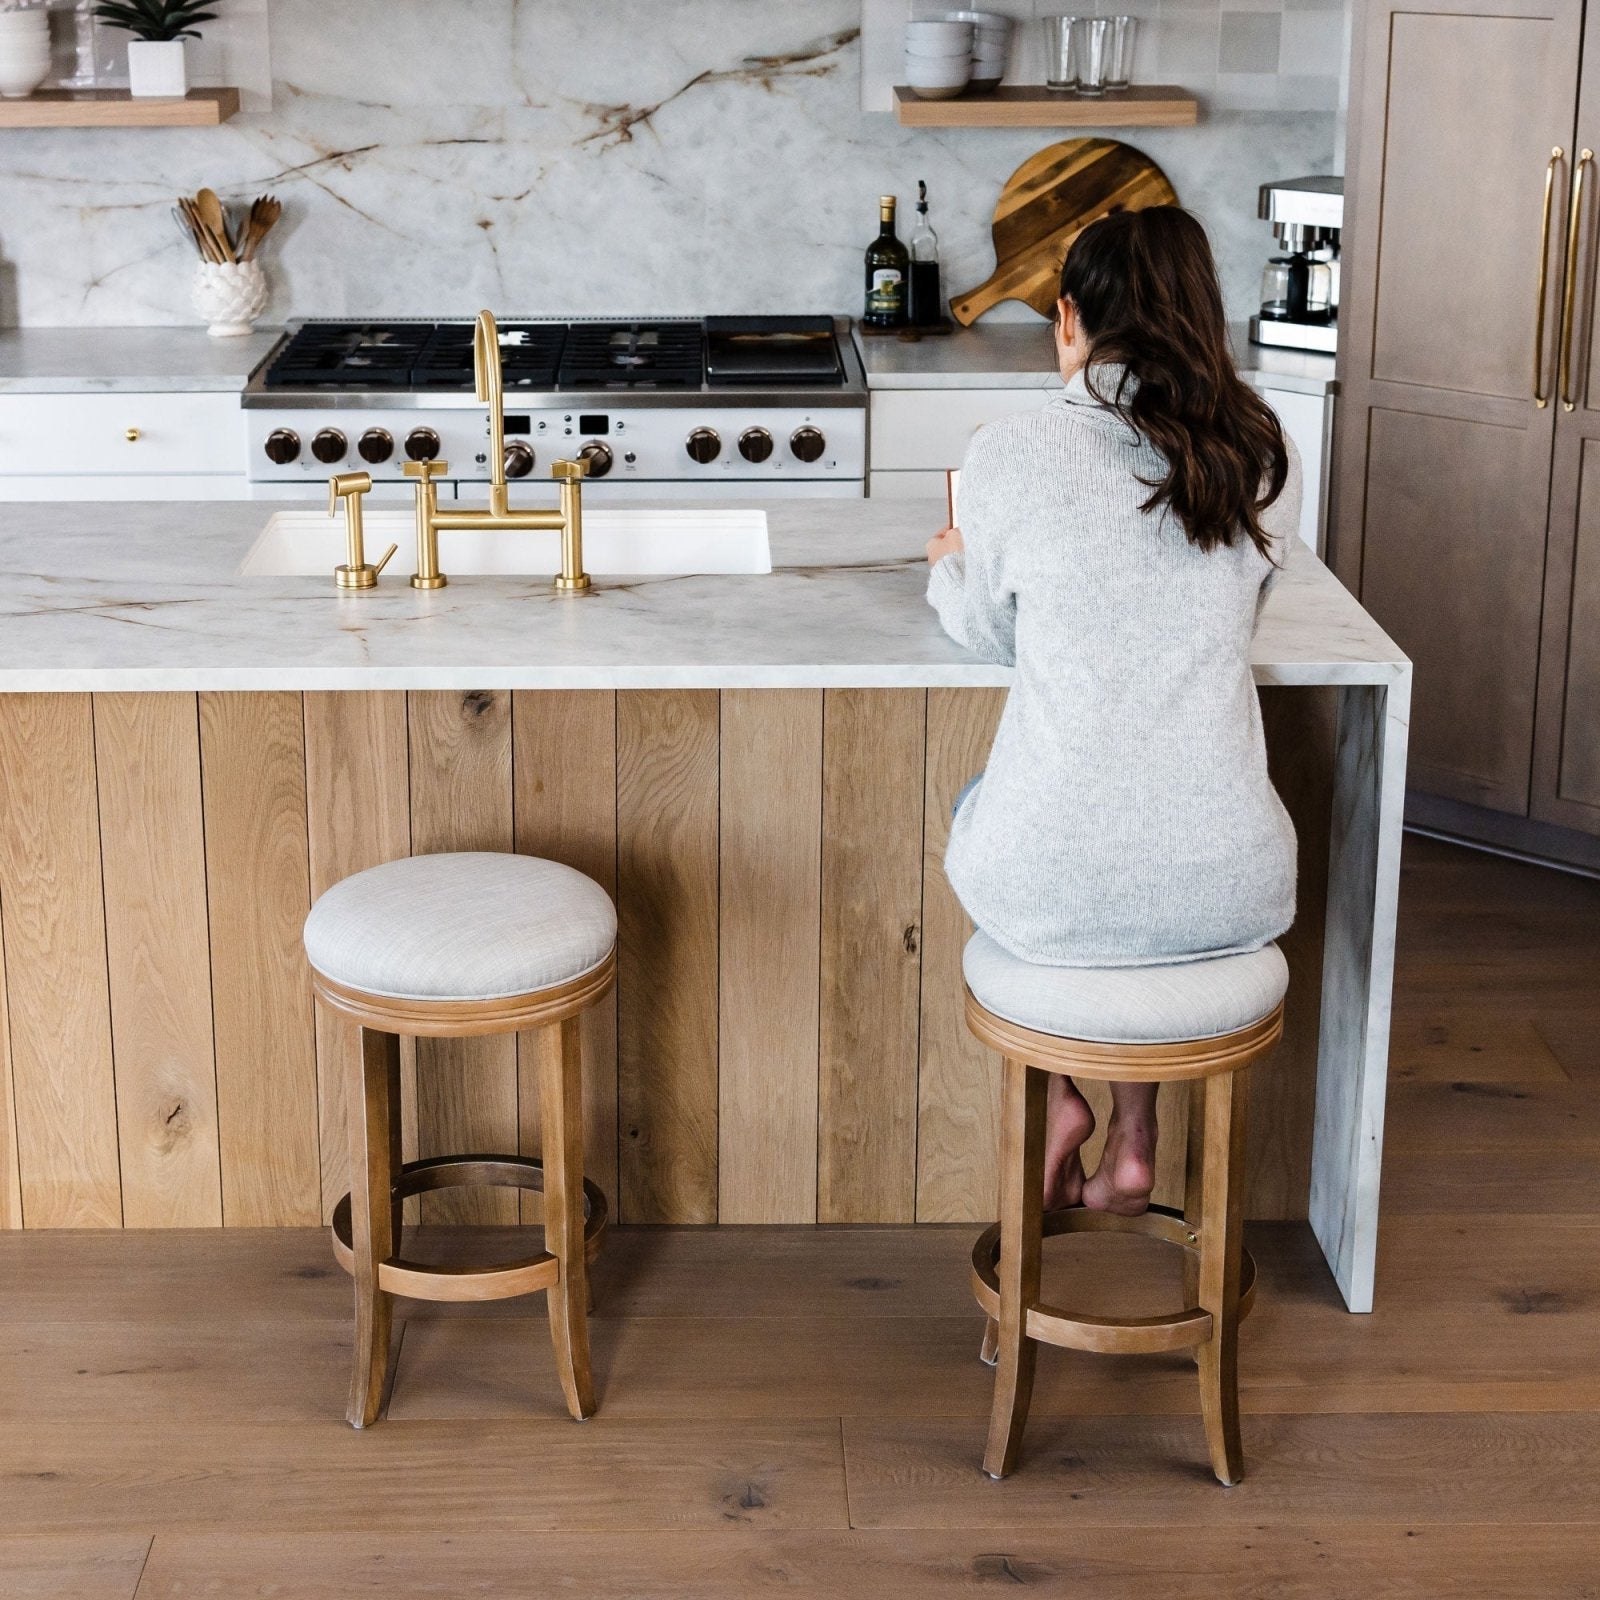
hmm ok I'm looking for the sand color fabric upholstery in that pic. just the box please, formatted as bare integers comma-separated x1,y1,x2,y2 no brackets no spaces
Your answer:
304,852,616,1002
964,931,1288,1045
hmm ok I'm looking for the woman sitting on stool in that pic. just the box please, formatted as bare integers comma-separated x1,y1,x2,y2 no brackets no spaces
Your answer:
927,206,1301,1214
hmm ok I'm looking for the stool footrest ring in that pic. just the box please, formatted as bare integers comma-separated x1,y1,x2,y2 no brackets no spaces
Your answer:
970,1203,1256,1356
331,1155,607,1304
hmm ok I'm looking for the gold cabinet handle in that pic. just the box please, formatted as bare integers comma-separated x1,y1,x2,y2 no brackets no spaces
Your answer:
124,427,141,443
1535,148,1564,407
1560,148,1593,412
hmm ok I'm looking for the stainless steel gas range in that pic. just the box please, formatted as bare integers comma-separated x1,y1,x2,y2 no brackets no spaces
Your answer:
242,315,867,500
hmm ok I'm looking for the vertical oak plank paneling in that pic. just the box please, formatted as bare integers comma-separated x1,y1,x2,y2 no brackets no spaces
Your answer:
407,690,518,1224
512,690,620,1216
916,687,1007,1222
818,689,927,1223
718,689,824,1224
94,693,222,1228
199,692,321,1227
304,691,412,1222
616,690,720,1224
0,901,19,1229
0,695,121,1227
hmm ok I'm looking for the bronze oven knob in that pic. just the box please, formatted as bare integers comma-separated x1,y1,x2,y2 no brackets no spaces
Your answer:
264,428,301,465
311,428,348,465
504,441,536,479
685,426,722,464
358,428,395,465
578,440,614,479
789,426,826,464
405,427,442,462
738,427,774,463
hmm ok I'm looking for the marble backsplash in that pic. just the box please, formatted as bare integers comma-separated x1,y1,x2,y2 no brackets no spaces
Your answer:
0,0,1336,330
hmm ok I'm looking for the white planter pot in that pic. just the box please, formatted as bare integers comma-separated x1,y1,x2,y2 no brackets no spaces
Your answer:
127,38,187,98
191,260,268,338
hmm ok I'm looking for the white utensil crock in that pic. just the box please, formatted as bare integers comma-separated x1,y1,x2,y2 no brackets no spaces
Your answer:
192,260,267,338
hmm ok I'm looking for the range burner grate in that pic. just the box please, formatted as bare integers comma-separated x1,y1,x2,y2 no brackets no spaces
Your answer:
263,323,434,389
558,322,705,390
413,323,567,390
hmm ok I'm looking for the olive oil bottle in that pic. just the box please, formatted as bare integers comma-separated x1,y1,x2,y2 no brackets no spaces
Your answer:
863,194,910,329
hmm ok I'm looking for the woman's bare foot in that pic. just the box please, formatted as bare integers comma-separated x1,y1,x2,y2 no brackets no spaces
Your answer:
1083,1098,1158,1216
1043,1076,1094,1212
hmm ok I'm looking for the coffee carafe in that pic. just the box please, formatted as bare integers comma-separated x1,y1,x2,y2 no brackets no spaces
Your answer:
1249,177,1343,354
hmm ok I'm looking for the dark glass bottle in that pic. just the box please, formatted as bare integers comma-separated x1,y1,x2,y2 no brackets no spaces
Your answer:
909,179,944,327
863,195,910,329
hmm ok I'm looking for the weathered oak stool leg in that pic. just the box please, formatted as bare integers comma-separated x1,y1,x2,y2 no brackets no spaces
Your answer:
348,1027,401,1428
983,1058,1046,1478
1196,1067,1250,1485
538,1013,595,1421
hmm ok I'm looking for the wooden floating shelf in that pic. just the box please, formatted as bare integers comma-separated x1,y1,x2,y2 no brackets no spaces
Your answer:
893,84,1198,128
0,87,240,128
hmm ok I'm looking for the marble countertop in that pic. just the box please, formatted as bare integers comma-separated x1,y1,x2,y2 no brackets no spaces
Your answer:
0,327,284,394
854,322,1338,397
0,322,1336,400
0,498,1405,693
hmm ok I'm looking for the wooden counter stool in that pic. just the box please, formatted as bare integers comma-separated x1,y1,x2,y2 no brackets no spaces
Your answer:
963,932,1287,1485
303,851,617,1429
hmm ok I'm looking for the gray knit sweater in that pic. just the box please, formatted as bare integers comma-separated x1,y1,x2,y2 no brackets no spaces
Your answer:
928,366,1301,967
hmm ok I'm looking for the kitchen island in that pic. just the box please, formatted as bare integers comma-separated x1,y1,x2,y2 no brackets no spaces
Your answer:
0,499,1408,1311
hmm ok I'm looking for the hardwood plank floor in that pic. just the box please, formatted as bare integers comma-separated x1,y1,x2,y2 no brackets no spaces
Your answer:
0,834,1596,1596
126,1525,1600,1600
0,1536,149,1600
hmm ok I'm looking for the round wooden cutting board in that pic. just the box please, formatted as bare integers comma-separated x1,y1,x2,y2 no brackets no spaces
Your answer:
951,138,1179,325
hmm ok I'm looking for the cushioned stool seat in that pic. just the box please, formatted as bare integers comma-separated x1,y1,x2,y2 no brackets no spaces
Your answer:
963,932,1289,1045
304,851,617,1002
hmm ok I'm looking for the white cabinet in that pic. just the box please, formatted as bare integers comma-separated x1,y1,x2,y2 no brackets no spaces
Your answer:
0,391,249,500
1258,386,1332,554
868,381,1332,555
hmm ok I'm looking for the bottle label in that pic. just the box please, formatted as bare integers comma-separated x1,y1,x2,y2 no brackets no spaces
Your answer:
867,268,905,317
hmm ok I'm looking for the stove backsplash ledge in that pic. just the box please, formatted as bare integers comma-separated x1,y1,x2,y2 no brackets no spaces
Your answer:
0,0,1336,331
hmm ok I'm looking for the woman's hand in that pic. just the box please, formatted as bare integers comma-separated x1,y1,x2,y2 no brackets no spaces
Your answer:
927,525,965,566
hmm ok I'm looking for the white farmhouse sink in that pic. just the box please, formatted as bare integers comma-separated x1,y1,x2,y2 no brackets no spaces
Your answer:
241,508,772,578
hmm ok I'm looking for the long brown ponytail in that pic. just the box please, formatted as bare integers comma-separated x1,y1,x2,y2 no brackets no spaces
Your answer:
1059,206,1287,556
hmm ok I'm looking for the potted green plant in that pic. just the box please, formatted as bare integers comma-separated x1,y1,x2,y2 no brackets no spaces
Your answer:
94,0,220,98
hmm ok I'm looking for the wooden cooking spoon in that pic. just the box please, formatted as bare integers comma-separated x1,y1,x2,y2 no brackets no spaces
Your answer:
195,187,236,263
950,138,1178,326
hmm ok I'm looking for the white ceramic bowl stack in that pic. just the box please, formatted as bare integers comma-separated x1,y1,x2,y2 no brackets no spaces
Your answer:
0,6,53,100
941,10,1014,92
904,18,973,100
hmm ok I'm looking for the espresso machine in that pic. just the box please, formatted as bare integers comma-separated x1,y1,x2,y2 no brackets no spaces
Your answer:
1249,175,1344,355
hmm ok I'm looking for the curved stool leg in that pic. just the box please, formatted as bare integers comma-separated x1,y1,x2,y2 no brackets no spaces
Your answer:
1196,1068,1250,1485
538,1015,596,1421
348,1028,401,1428
984,1057,1045,1479
979,1317,999,1367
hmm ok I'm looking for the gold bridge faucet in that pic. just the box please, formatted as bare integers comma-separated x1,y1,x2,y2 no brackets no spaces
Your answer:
326,309,591,594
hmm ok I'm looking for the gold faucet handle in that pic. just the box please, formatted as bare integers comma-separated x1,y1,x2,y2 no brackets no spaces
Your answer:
403,459,451,482
551,458,589,481
327,470,374,516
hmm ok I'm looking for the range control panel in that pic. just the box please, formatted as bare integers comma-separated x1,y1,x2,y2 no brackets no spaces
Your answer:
248,407,866,487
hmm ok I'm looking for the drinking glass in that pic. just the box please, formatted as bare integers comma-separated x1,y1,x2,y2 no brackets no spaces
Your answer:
1105,15,1136,89
1073,17,1111,96
1042,15,1079,91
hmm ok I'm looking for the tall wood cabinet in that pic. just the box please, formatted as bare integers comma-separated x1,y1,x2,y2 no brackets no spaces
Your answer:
1333,0,1600,835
